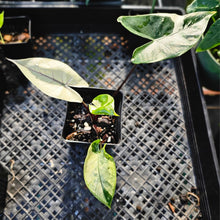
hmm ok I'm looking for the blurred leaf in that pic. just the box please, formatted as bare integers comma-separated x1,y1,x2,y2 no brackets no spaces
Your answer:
85,0,90,6
0,11,4,28
197,18,220,52
186,0,219,13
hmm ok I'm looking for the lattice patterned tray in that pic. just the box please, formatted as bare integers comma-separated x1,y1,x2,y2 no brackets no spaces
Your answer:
0,6,218,220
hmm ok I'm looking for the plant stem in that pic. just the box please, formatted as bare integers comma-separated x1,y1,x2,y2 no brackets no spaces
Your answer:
113,0,157,96
82,101,97,122
212,16,216,23
0,32,5,44
82,101,90,114
82,101,99,137
113,64,137,97
150,0,157,13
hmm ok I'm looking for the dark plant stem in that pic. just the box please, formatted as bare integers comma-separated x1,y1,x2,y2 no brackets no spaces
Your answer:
82,101,98,122
150,0,158,13
82,101,99,138
82,101,90,114
113,64,137,97
0,32,5,44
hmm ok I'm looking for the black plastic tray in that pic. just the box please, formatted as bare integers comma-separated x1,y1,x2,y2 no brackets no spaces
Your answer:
0,6,219,220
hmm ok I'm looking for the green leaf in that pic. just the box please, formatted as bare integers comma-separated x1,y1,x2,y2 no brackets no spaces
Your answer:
186,0,219,13
84,139,116,208
8,58,89,102
0,11,4,29
196,18,220,52
89,94,119,116
117,14,175,40
118,11,215,64
85,0,90,6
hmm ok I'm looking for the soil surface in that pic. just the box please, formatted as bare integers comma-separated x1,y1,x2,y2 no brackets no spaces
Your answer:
1,28,30,44
65,103,118,144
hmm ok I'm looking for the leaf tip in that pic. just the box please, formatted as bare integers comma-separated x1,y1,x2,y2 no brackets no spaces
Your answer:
117,16,122,23
114,112,120,117
131,57,136,63
106,204,112,209
131,57,140,64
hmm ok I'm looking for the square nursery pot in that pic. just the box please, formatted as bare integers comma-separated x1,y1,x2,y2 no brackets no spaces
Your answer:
62,87,123,145
0,15,32,59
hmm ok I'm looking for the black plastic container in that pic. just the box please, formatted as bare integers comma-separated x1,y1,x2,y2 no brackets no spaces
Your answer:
0,16,32,59
62,87,123,145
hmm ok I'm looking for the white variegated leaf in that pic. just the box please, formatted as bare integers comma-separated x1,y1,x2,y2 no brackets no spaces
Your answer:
8,57,89,102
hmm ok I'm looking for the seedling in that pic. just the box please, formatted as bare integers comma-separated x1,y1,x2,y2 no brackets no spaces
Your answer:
8,57,119,208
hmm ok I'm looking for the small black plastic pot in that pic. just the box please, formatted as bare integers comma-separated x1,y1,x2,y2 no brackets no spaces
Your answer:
0,16,32,59
62,87,123,145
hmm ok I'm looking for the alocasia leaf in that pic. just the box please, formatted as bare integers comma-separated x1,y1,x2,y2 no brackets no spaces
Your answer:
89,94,119,116
84,139,116,208
196,18,220,52
8,58,89,102
186,0,219,13
118,11,215,64
117,14,175,40
0,11,4,29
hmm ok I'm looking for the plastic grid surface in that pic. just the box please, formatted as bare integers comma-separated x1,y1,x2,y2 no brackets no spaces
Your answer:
0,33,201,219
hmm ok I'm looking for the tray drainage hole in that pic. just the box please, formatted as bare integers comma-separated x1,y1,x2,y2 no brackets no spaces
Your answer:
32,146,39,152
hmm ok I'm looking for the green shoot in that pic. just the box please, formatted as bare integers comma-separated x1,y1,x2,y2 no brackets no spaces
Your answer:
0,11,5,44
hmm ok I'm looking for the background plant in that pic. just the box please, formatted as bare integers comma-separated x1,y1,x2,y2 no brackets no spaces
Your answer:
0,11,5,44
117,0,219,64
186,0,220,61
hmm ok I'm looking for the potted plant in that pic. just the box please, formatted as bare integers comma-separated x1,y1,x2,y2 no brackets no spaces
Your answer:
7,57,123,209
63,87,123,145
117,0,219,90
0,11,32,59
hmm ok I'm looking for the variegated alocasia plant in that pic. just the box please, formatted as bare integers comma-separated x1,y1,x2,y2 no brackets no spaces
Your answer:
117,1,219,64
8,57,118,208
